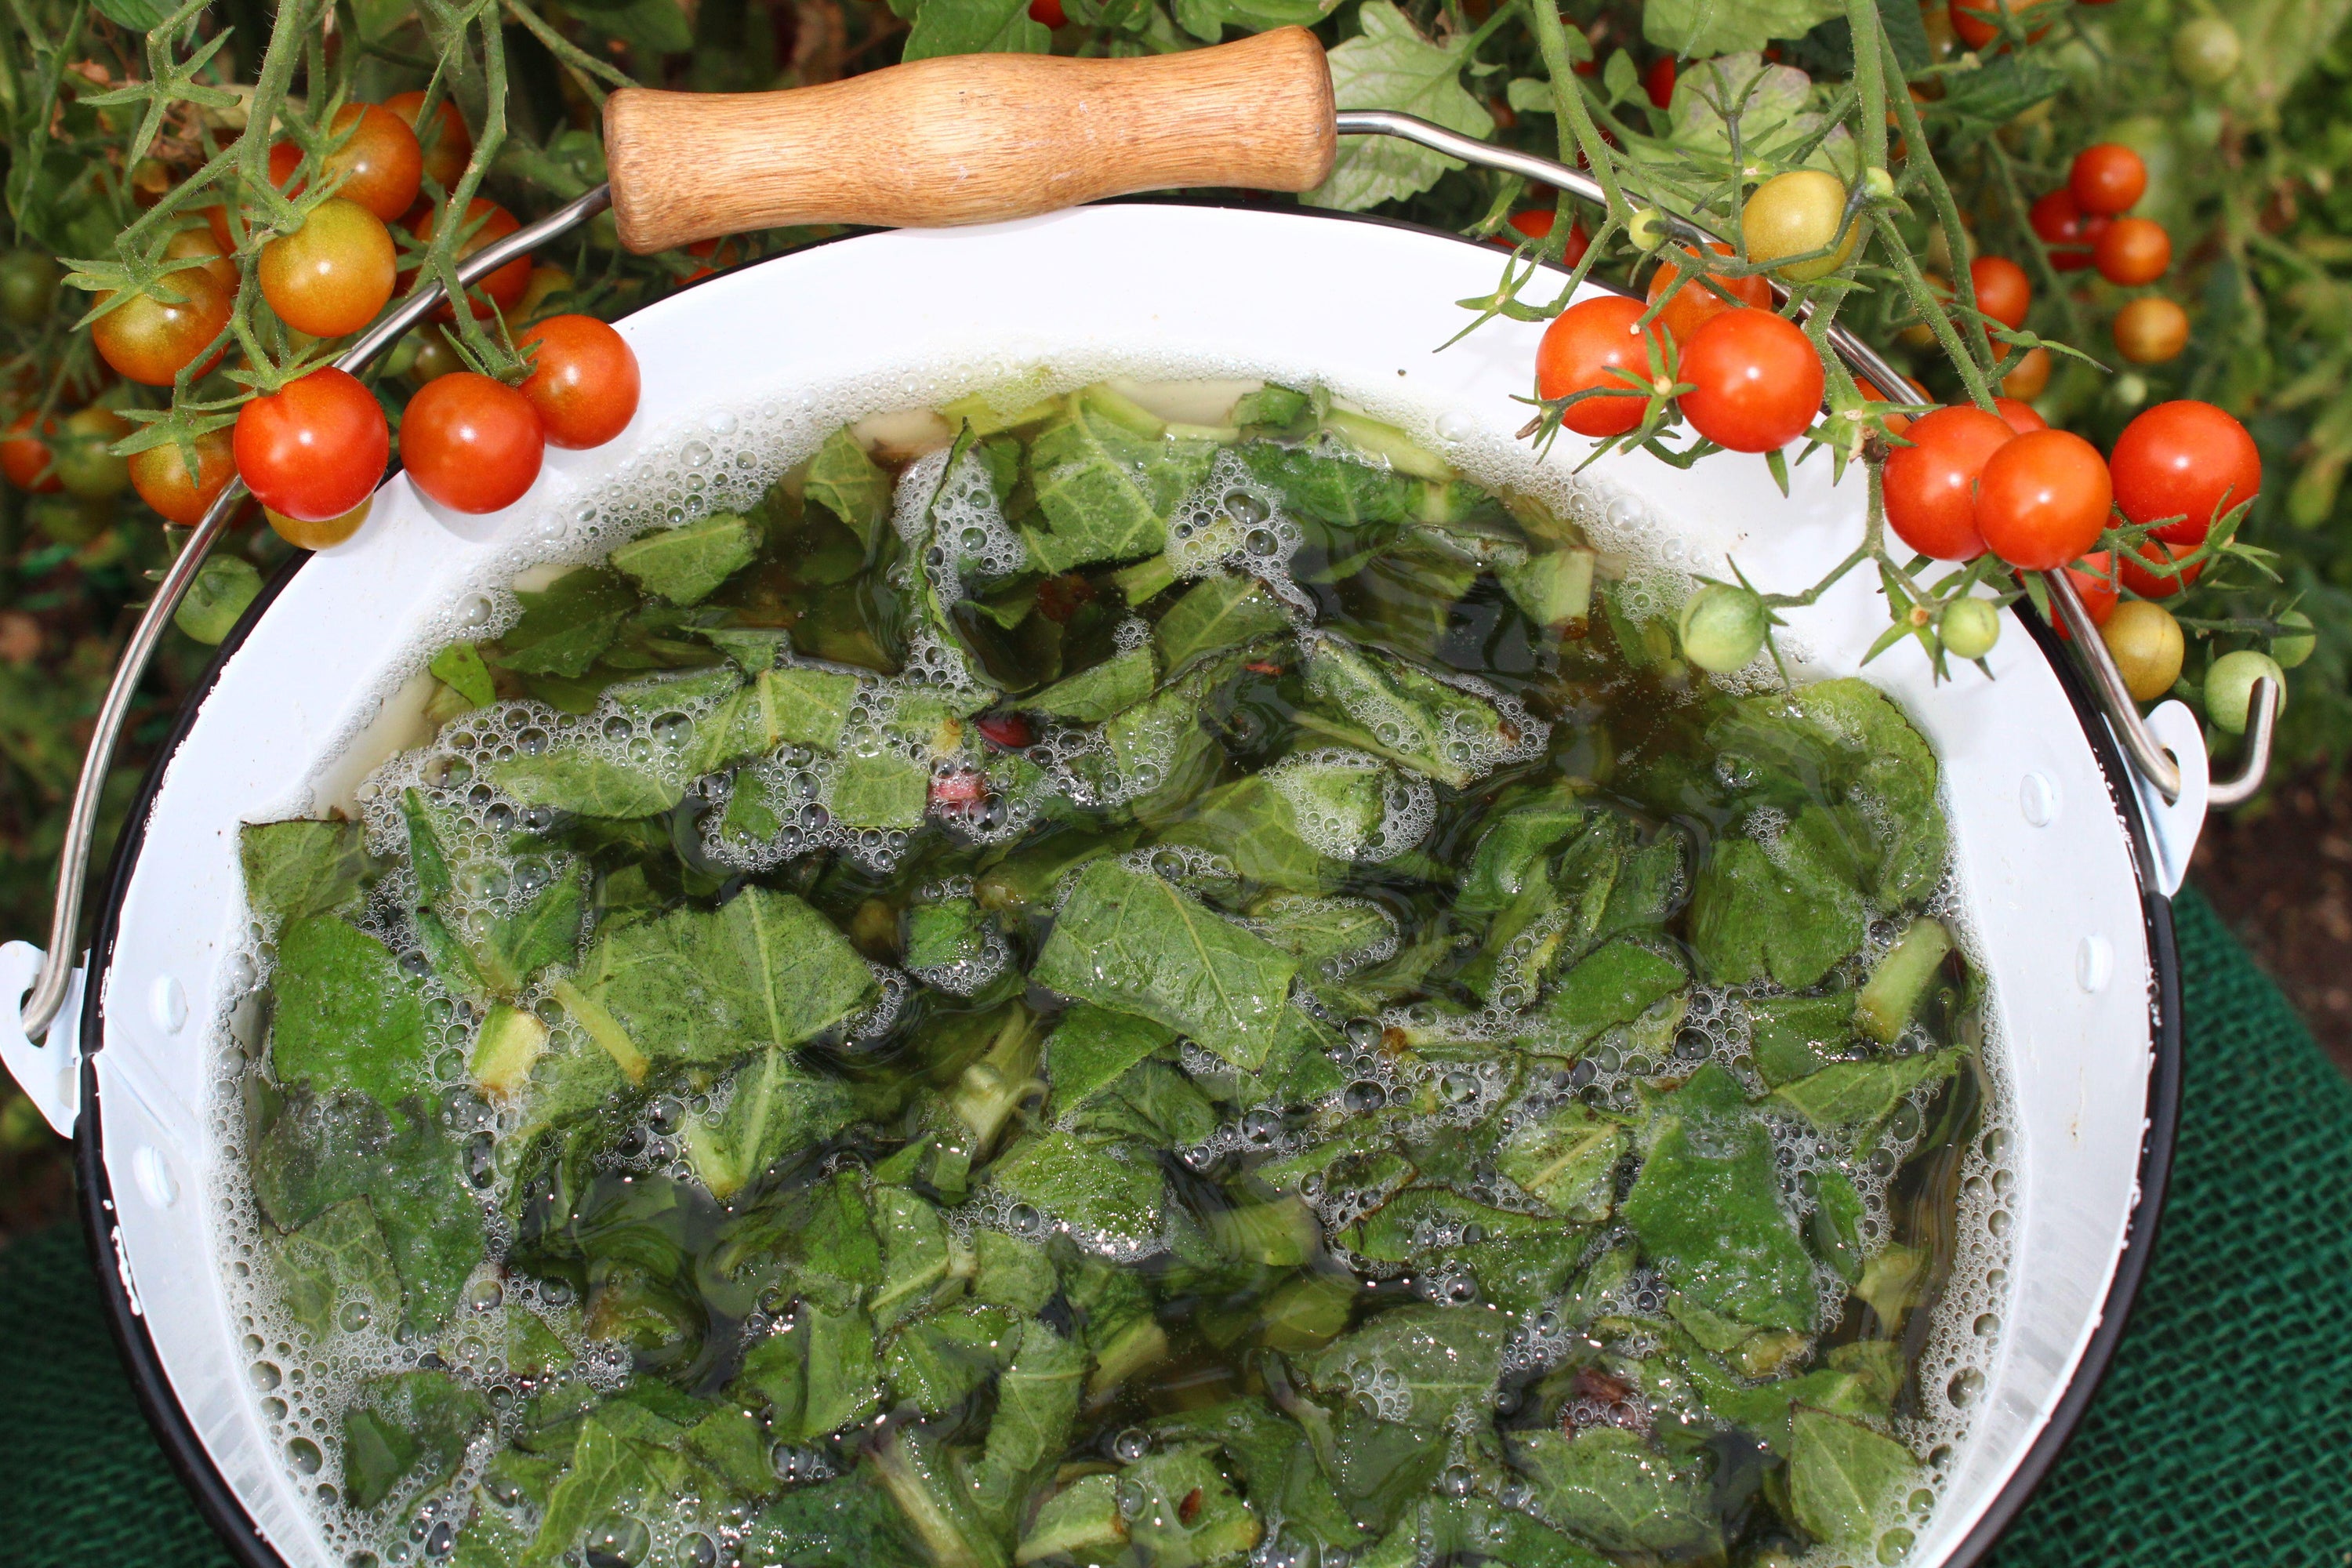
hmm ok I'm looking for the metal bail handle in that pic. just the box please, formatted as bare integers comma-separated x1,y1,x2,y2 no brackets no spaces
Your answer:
6,95,2273,1058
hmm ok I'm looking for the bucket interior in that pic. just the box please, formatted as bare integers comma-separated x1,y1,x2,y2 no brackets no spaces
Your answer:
82,205,2161,1568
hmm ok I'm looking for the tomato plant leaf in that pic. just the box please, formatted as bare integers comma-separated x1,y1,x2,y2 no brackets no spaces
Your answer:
1305,1,1497,212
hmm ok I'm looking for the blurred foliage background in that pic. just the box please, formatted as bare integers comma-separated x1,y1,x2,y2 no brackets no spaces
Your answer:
3,0,2352,1200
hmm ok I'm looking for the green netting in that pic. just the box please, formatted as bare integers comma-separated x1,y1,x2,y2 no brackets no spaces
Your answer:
0,888,2346,1568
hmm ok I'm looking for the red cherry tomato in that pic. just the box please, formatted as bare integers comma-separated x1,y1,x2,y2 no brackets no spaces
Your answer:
234,368,389,523
408,198,532,320
2052,551,2118,639
1676,307,1823,453
1969,256,2032,331
1882,405,2014,561
2027,187,2107,272
516,314,641,450
1976,429,2113,571
2109,399,2260,545
129,428,238,524
2092,216,2170,286
91,274,233,386
1645,241,1773,345
1644,56,1678,110
401,372,545,514
2117,537,2204,598
260,197,397,337
1028,0,1065,23
267,139,303,193
2069,143,2148,216
1951,0,2059,49
0,412,60,492
1993,396,2047,434
384,91,472,192
1501,209,1591,269
1535,296,1664,438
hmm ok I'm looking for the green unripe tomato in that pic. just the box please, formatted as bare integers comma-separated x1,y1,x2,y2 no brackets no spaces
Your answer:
2111,372,2149,409
53,408,132,501
0,251,60,327
2270,608,2315,670
1861,166,1898,204
1940,597,2001,661
2205,649,2285,735
175,554,263,646
1626,207,1671,252
1679,583,1768,672
2172,18,2241,85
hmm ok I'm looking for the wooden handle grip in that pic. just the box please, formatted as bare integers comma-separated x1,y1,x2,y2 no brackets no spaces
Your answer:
601,28,1335,253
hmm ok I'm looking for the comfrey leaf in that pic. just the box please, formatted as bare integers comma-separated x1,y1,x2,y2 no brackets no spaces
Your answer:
608,514,759,606
566,887,877,1069
495,568,639,678
1505,1427,1721,1557
1622,1067,1819,1333
1032,858,1298,1069
1022,390,1218,574
1306,1304,1508,1428
241,818,368,919
802,426,895,548
274,1198,402,1339
1305,2,1495,213
681,1044,862,1200
269,916,431,1112
1787,1406,1919,1545
1153,573,1293,673
1299,633,1530,789
492,746,686,819
1025,644,1156,723
990,1133,1166,1247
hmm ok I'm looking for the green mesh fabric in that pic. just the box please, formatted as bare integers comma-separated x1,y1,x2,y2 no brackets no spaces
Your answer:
0,888,2346,1568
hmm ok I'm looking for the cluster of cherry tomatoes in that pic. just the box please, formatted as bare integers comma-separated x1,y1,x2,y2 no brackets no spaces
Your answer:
8,93,644,549
2027,142,2187,366
1533,240,1823,455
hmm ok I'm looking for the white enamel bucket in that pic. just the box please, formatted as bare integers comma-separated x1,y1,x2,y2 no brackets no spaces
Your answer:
5,205,2178,1568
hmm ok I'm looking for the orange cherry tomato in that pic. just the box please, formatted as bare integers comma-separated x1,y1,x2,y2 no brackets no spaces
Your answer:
0,412,60,492
2001,346,2052,400
259,198,397,337
2112,296,2189,365
516,314,641,450
318,103,424,222
384,91,473,192
91,274,233,386
1535,296,1664,438
1883,405,2014,561
1993,396,2047,434
1970,255,2032,331
1976,429,2113,572
1644,241,1773,344
1951,0,2060,49
164,225,238,292
2069,143,2148,216
129,427,238,524
408,198,532,319
2093,216,2171,286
